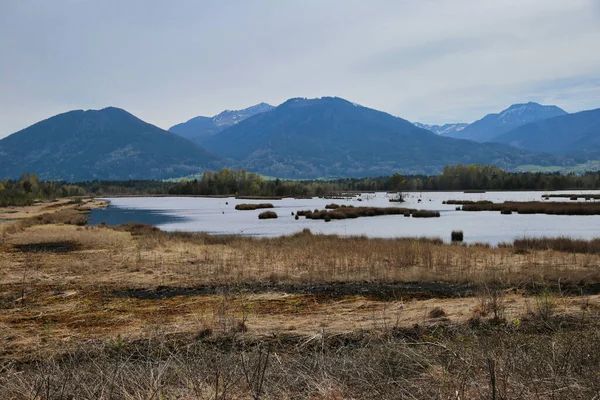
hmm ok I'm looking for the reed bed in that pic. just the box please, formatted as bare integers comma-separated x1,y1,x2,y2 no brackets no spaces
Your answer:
542,193,600,200
443,200,493,205
412,210,441,218
258,211,278,219
104,226,600,287
451,230,464,242
296,206,439,221
235,203,274,210
461,201,600,215
236,196,283,200
513,236,600,254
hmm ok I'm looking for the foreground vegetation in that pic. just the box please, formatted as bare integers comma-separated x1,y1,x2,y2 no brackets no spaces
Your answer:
1,200,599,398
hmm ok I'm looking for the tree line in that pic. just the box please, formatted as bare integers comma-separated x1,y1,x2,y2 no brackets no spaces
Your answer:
2,166,600,207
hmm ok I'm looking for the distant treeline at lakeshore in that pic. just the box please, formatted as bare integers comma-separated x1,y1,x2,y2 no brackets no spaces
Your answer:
3,165,600,207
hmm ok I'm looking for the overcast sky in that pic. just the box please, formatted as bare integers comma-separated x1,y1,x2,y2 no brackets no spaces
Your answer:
1,0,600,138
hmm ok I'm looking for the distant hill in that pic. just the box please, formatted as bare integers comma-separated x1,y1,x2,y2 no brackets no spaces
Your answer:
446,102,567,142
169,103,274,143
491,108,600,158
202,97,571,178
413,122,468,135
0,107,220,181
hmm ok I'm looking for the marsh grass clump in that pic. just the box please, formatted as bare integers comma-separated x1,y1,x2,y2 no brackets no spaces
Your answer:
301,206,419,221
428,307,446,318
500,208,512,215
235,203,274,211
296,206,442,221
236,196,282,200
258,211,278,219
461,201,600,215
451,230,464,242
411,210,440,218
543,193,600,200
325,203,340,209
116,222,162,236
444,200,493,205
474,285,505,322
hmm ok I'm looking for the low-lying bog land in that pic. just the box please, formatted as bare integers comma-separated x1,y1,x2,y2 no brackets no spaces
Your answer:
0,199,599,399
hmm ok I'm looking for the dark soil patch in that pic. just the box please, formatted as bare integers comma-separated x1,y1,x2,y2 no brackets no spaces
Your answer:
116,280,600,301
116,282,478,301
13,241,82,253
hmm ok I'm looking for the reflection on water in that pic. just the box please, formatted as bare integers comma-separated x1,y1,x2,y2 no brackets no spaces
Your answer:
89,191,600,245
90,207,186,227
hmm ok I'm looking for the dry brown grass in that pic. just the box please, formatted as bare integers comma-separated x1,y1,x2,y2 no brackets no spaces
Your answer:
2,205,600,398
0,198,107,220
1,310,598,399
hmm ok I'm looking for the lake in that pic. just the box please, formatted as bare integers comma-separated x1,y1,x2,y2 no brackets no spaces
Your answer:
89,191,600,245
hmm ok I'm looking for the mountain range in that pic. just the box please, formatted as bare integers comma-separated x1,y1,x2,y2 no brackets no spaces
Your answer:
490,108,600,158
413,122,468,136
442,102,568,142
1,97,598,181
169,103,274,143
199,97,568,178
0,107,219,181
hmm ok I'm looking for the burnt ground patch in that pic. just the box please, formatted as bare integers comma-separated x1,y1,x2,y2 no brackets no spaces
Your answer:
116,280,600,301
116,281,478,301
13,241,82,253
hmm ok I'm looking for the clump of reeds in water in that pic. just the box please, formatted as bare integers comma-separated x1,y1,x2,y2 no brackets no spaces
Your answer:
451,230,464,242
258,211,278,219
460,201,600,215
295,206,440,221
412,210,441,218
443,200,493,205
235,196,283,200
542,193,600,200
235,203,274,211
325,203,341,209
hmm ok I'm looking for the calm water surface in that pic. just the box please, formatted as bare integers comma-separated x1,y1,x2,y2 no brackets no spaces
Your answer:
89,191,600,245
